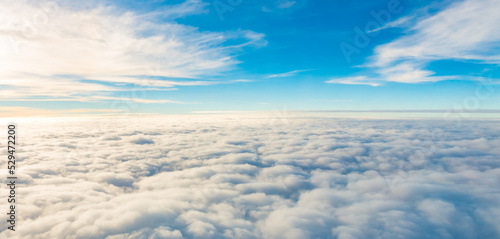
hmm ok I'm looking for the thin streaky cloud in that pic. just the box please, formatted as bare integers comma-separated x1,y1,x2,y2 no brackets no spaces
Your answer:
367,15,413,33
0,0,264,103
336,0,500,86
326,76,381,87
0,106,125,117
374,0,500,67
266,69,312,78
291,109,500,113
277,0,296,9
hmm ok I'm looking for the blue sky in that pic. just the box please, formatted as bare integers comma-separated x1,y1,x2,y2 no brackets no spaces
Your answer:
0,0,499,116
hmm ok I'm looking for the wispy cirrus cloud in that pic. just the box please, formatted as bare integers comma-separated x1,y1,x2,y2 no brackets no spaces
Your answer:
266,69,311,79
276,0,296,9
0,106,126,117
373,0,500,67
326,76,381,87
331,0,500,86
0,0,265,103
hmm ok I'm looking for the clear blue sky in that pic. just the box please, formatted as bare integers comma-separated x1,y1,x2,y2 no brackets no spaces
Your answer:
1,0,499,116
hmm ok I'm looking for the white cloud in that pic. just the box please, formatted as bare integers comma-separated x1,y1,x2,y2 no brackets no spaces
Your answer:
0,0,265,102
276,1,296,9
326,76,381,86
266,69,311,79
336,0,500,85
374,0,500,67
376,62,457,83
0,115,499,238
0,106,125,117
367,15,414,33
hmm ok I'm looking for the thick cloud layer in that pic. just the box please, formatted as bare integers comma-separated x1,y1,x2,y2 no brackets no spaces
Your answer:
1,116,499,238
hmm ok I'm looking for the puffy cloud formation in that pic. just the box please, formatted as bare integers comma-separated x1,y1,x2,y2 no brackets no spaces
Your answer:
0,115,499,238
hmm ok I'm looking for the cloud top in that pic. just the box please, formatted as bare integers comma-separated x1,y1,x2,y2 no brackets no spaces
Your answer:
1,115,499,238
